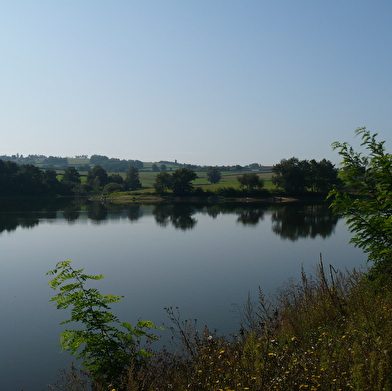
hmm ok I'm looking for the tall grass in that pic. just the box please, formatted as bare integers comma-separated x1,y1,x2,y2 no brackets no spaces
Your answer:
128,261,392,391
50,261,392,390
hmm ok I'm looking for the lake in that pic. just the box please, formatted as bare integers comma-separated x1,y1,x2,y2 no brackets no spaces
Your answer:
0,199,368,390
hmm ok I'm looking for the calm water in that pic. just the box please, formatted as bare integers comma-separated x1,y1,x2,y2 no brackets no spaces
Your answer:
0,199,367,390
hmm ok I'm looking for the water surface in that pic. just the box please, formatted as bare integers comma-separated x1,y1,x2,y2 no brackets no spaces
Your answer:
0,200,367,390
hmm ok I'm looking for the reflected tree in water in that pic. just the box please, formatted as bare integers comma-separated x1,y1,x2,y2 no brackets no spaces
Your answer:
206,206,220,219
171,205,197,230
236,208,266,225
152,204,172,227
153,204,197,230
271,204,338,241
86,202,108,222
62,206,81,222
126,205,142,221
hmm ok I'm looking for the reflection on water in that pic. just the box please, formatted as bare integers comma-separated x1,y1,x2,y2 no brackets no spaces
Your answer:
0,198,338,239
0,198,365,391
271,204,338,240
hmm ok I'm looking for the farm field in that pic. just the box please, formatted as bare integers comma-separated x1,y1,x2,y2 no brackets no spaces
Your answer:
55,162,275,193
137,170,274,192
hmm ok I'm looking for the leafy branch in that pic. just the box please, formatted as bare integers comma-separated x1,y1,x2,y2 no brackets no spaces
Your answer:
47,260,159,389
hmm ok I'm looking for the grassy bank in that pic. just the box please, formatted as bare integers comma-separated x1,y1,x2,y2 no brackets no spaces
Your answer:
51,262,392,391
130,264,392,391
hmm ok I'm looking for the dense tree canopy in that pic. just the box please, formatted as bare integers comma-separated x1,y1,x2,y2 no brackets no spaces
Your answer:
60,167,81,194
237,173,264,190
272,157,308,192
90,155,143,172
153,168,197,195
272,157,340,193
0,159,62,196
87,165,109,190
170,168,198,195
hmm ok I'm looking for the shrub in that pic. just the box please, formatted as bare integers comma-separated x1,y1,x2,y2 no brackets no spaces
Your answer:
47,261,159,390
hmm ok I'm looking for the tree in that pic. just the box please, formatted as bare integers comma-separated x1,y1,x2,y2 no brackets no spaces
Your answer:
90,154,109,165
151,163,160,172
125,166,142,190
86,165,109,189
237,173,264,190
272,157,308,193
60,167,81,195
170,168,197,196
61,167,81,185
42,169,61,194
103,182,123,194
160,164,167,172
108,173,124,185
328,128,392,270
308,159,341,192
18,164,45,194
47,261,158,390
207,167,222,184
153,171,172,194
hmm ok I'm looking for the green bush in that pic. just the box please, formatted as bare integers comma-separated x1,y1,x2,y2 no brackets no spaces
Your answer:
47,261,159,390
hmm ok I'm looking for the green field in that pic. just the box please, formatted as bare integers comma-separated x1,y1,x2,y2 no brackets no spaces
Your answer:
57,163,274,193
138,170,274,192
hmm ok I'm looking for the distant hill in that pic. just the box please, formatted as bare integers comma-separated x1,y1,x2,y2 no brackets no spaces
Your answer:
0,154,270,173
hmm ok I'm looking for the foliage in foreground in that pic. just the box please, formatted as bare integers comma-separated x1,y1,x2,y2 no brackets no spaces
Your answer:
48,129,392,390
50,262,392,391
47,261,158,390
328,127,392,272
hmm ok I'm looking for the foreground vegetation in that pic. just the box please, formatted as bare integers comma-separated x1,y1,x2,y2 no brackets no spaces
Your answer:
46,128,392,390
48,260,392,391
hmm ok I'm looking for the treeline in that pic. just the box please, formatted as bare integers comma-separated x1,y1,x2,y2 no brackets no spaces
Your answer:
0,160,69,196
0,154,144,172
272,157,341,193
89,155,143,172
0,154,262,173
0,159,148,197
0,157,341,198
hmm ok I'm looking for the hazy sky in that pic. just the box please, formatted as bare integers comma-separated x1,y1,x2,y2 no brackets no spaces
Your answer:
1,1,391,166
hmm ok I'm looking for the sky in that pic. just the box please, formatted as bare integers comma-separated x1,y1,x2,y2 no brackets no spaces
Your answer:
1,1,392,166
